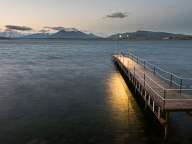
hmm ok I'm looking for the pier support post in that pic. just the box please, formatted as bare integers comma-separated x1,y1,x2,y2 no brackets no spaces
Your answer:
134,82,137,94
158,107,161,119
148,96,151,106
152,101,155,112
144,92,147,109
164,112,169,140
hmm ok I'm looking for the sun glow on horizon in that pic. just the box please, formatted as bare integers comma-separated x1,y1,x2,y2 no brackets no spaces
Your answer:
0,0,192,35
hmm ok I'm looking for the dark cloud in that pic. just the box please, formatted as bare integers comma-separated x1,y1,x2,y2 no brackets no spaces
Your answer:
106,12,128,19
44,26,65,31
6,25,32,31
44,26,79,31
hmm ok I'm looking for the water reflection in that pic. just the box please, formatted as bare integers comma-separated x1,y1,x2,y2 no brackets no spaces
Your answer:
105,72,147,143
106,72,134,121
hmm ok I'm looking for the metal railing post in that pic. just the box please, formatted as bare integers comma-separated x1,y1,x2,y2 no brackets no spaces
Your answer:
144,73,146,87
123,53,124,63
144,61,146,69
134,66,135,77
164,89,166,100
163,89,166,110
137,56,138,63
170,74,173,86
180,79,183,95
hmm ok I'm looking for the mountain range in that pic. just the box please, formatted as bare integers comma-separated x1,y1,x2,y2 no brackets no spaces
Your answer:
109,31,192,40
0,29,192,40
0,29,100,39
22,29,100,39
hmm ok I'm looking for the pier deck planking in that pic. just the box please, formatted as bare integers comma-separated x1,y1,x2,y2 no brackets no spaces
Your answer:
113,55,192,111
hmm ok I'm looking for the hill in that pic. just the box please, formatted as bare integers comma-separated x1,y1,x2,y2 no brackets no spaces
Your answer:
108,31,192,40
22,29,100,39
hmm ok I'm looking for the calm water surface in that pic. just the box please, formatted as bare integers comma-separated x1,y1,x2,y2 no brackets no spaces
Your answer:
0,40,191,144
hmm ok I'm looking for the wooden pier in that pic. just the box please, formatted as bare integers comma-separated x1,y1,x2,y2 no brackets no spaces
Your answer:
112,53,192,138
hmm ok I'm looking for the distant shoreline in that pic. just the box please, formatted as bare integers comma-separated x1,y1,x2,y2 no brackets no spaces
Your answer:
1,38,192,41
1,30,192,41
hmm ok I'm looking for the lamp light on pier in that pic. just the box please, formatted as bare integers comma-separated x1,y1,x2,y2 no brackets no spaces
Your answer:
119,34,122,39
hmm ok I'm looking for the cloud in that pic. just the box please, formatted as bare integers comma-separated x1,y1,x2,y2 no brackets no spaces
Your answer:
44,26,65,31
44,26,79,32
106,12,128,19
5,25,33,31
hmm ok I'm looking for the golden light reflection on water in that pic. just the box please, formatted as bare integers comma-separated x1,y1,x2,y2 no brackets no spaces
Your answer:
105,72,148,144
105,72,141,125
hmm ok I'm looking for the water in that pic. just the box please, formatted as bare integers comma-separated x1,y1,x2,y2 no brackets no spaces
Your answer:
0,39,191,144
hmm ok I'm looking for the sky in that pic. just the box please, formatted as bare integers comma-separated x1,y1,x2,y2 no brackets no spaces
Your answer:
0,0,192,36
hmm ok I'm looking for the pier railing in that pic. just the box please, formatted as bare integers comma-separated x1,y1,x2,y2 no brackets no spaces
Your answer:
124,52,192,90
118,53,192,101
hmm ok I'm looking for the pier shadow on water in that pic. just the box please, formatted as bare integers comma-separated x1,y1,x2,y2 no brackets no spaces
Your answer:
105,72,162,144
105,71,192,144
